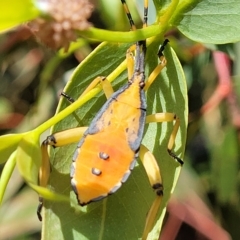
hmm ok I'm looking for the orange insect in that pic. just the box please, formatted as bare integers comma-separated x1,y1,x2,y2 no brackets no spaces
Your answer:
71,40,149,205
38,1,183,239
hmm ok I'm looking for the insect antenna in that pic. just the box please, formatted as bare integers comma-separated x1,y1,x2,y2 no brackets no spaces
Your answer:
121,0,148,71
143,0,149,28
121,0,149,29
121,0,137,31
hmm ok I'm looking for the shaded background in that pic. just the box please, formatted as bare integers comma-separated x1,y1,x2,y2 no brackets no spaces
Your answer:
0,0,239,239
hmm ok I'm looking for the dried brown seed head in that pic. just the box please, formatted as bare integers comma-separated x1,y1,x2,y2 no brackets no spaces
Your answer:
28,0,94,50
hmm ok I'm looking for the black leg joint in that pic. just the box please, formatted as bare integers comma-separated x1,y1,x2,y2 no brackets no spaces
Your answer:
37,196,43,222
152,183,164,196
168,149,184,165
152,183,162,189
61,92,75,103
43,135,57,148
156,189,163,196
158,39,169,58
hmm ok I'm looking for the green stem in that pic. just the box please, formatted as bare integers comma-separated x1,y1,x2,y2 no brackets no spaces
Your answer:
35,88,98,133
79,0,181,43
35,0,182,135
80,25,162,42
157,0,180,32
35,60,127,134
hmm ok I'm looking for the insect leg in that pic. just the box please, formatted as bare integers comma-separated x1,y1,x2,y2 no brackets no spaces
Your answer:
126,45,135,80
139,112,183,238
38,127,87,221
144,40,169,91
74,76,114,100
146,113,183,165
139,144,163,240
61,76,115,124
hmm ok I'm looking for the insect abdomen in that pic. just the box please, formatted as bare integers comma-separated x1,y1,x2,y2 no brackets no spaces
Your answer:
71,82,146,205
71,127,138,205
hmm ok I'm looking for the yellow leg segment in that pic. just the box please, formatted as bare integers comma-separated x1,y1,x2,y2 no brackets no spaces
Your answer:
37,142,51,221
144,39,169,91
78,76,114,100
140,113,183,238
143,197,162,240
44,127,88,147
38,126,87,221
139,144,163,240
146,113,182,164
126,44,136,80
139,145,162,187
144,56,167,91
74,43,137,98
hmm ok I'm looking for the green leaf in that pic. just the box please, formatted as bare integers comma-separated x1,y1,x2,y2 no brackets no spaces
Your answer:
15,131,69,203
0,133,24,164
0,151,17,204
42,39,187,239
16,132,41,185
0,0,40,32
171,0,240,44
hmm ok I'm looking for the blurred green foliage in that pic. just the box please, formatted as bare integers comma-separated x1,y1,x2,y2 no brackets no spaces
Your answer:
0,0,240,239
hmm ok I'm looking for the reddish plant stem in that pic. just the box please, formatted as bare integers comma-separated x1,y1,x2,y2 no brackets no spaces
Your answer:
201,51,240,129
